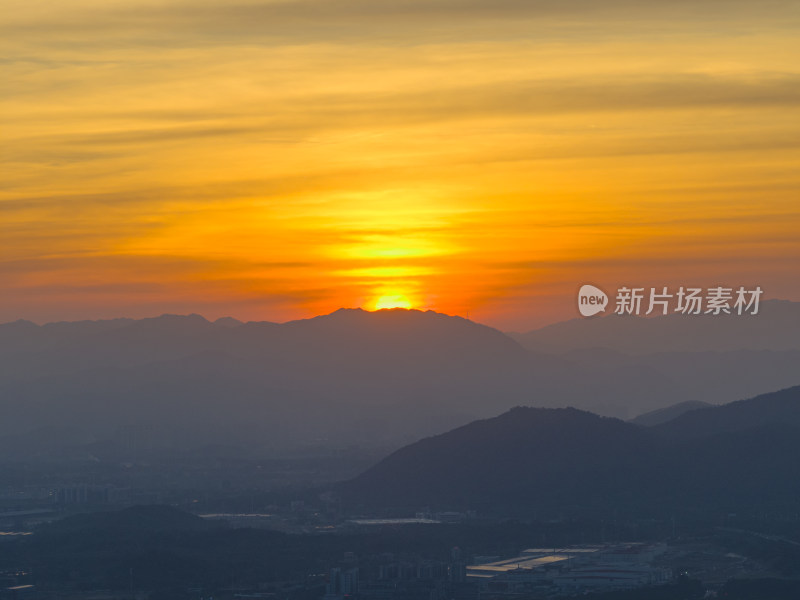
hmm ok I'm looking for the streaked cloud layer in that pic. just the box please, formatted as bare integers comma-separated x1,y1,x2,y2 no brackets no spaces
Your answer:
2,0,799,328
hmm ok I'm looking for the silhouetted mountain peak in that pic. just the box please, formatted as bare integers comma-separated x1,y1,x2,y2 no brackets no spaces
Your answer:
655,384,800,440
277,307,524,361
343,405,650,510
213,316,243,328
308,306,465,324
147,313,209,324
343,385,800,514
3,318,38,329
120,313,213,336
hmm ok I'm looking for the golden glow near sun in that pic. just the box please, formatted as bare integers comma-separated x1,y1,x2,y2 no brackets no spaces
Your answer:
1,0,799,329
373,295,414,310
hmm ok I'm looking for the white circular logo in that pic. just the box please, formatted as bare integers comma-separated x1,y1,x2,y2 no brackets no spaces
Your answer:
578,284,608,317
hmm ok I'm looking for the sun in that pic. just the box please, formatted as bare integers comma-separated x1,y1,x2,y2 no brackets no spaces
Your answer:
373,294,413,310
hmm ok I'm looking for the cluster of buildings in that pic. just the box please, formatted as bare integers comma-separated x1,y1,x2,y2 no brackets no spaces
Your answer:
320,543,672,599
50,485,166,506
323,543,673,599
323,568,360,600
322,547,468,600
344,510,476,529
466,543,671,596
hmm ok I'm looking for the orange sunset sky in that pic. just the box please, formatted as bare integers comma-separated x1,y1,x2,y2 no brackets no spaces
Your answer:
2,0,799,330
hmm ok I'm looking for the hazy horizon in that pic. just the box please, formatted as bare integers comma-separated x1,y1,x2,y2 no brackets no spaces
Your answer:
3,295,797,333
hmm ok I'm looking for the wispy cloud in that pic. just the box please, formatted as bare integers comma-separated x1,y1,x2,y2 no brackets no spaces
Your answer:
2,0,799,327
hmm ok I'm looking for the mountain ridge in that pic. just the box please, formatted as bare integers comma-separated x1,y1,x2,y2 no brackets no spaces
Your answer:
1,306,798,457
341,384,800,515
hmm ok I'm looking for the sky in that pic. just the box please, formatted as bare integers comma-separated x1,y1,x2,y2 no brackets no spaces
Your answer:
2,0,799,331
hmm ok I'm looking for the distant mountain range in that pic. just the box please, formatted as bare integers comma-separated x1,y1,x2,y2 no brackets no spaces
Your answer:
342,385,800,516
0,309,529,457
0,301,798,459
509,299,800,354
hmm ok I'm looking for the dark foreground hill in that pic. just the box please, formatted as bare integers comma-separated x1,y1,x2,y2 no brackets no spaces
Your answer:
653,385,800,441
341,385,800,516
